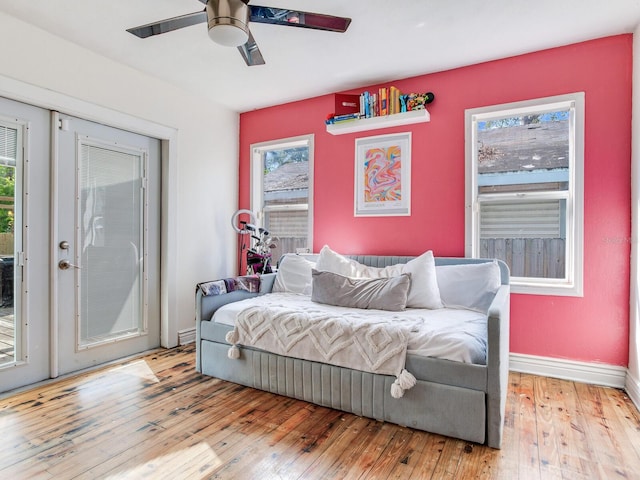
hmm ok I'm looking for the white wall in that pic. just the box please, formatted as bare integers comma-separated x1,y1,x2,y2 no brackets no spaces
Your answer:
0,12,239,346
628,26,640,409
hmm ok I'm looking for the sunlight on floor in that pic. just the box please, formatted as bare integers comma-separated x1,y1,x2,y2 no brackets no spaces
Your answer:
75,359,160,403
108,359,160,383
104,441,222,479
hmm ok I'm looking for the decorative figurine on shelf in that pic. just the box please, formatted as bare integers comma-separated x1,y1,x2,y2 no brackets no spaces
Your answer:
404,92,435,112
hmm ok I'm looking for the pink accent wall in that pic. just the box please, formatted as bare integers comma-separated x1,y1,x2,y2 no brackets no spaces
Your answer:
239,35,633,366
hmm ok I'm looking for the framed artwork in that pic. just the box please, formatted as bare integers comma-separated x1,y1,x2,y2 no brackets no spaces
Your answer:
354,132,411,216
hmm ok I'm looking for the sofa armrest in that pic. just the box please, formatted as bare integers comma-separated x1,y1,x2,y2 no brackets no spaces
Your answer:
196,272,276,322
486,284,510,448
195,273,276,373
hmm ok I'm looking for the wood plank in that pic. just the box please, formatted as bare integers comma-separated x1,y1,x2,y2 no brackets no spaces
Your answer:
225,403,345,478
395,433,447,479
533,375,563,478
2,374,233,476
490,370,520,479
516,373,542,479
383,429,437,479
67,385,279,479
297,416,383,479
602,385,640,460
1,360,213,467
341,422,412,478
573,383,640,477
546,377,599,478
2,346,640,480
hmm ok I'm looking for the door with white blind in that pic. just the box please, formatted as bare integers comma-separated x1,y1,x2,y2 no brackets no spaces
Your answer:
55,113,160,375
0,97,51,392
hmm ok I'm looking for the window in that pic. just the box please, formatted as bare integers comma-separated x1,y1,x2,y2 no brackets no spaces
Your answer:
251,135,313,264
0,119,22,367
465,93,584,296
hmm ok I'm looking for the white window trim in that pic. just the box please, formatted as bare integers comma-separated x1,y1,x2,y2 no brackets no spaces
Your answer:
465,93,584,296
250,134,314,252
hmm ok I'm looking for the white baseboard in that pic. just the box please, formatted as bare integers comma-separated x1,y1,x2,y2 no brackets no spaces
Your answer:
509,353,627,389
178,327,196,346
626,370,640,410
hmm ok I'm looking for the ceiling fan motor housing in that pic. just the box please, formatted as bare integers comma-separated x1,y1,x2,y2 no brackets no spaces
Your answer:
206,0,250,47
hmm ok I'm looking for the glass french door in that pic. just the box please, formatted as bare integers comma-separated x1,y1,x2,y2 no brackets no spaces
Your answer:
0,97,51,393
0,101,161,394
55,113,161,375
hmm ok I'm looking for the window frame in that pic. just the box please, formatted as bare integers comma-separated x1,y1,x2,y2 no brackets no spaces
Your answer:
250,134,314,256
465,93,585,296
0,115,25,368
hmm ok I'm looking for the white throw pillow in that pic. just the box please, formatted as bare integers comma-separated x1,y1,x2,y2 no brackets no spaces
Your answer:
315,245,356,276
273,254,316,294
315,245,443,309
436,261,502,313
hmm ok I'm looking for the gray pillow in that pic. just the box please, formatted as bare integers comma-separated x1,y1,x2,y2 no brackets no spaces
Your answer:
311,269,411,311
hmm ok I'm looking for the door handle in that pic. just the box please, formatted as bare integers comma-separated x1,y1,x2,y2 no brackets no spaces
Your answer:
58,259,80,270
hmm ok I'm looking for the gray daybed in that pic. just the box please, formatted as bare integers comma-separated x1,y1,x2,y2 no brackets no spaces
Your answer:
195,254,510,448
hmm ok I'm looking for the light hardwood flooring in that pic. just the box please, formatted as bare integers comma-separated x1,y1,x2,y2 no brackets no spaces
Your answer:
1,345,639,479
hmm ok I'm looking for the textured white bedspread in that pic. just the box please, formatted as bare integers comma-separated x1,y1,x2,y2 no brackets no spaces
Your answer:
212,293,488,365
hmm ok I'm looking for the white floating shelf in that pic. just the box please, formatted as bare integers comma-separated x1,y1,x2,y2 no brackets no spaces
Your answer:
325,109,430,135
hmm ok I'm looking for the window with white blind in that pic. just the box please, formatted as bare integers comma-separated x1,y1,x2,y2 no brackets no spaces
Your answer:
465,93,584,296
0,125,18,166
251,135,313,264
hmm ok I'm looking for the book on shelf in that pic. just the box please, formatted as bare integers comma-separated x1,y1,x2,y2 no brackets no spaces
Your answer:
379,87,388,116
327,89,435,125
325,112,360,125
334,94,360,115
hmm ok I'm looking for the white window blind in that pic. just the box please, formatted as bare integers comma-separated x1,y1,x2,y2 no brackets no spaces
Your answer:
0,125,18,166
479,200,562,239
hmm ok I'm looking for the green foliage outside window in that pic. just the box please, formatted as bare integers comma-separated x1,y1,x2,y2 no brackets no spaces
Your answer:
0,166,14,233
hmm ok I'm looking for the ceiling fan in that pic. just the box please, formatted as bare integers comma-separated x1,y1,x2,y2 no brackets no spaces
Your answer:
126,0,351,66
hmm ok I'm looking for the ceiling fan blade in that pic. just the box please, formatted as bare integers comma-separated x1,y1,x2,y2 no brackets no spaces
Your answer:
249,6,351,33
237,30,265,66
127,10,207,38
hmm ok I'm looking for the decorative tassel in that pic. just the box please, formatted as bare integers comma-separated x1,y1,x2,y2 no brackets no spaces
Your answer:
398,369,416,390
228,345,240,359
390,379,404,399
225,330,239,344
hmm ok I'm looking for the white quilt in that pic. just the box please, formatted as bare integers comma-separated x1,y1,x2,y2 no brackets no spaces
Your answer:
214,293,488,365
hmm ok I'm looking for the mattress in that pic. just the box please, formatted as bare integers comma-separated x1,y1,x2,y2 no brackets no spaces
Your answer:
212,292,488,365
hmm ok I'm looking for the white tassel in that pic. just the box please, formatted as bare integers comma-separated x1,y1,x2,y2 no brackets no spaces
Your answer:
225,330,239,344
228,345,240,359
390,379,404,399
398,369,417,390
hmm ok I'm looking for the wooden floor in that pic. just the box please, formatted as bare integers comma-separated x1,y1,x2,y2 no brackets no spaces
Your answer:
1,346,639,479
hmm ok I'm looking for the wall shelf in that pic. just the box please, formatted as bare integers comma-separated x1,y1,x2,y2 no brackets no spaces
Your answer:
325,109,430,135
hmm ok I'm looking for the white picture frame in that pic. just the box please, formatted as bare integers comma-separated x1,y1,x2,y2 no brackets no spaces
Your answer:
354,132,411,217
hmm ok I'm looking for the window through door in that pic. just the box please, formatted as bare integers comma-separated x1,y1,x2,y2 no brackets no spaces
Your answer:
77,139,147,347
0,119,21,367
251,135,313,263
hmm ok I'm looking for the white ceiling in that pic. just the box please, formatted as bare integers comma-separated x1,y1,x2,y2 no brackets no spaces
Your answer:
1,0,639,113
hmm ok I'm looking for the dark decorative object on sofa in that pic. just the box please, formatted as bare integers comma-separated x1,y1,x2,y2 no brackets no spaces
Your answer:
195,249,510,448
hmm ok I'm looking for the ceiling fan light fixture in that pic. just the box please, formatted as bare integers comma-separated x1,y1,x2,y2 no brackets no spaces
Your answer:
206,0,250,47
